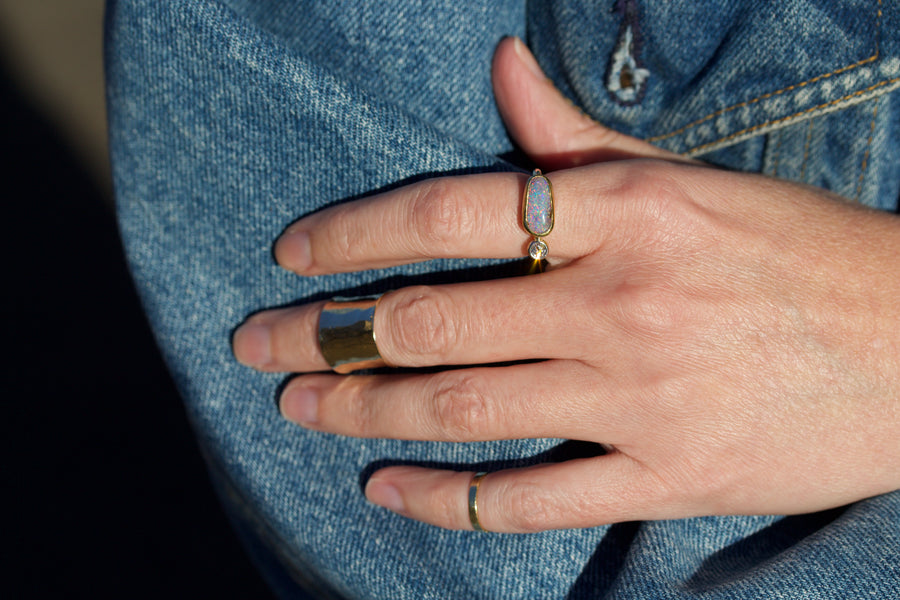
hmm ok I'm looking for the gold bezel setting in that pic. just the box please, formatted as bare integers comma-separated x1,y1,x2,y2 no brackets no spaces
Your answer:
522,169,554,270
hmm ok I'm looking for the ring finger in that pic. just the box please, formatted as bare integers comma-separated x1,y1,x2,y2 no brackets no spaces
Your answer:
279,360,625,443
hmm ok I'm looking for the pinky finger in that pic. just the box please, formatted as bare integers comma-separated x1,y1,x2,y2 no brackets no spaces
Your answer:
364,454,675,533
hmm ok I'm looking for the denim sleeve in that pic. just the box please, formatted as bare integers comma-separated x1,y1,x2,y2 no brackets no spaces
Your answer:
106,1,900,598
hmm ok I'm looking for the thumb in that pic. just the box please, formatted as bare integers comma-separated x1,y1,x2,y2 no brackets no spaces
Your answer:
491,37,687,169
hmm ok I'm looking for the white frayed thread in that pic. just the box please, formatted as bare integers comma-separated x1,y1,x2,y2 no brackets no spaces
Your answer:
607,24,649,105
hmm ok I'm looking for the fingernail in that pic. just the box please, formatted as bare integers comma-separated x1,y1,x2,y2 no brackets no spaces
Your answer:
366,480,406,514
281,386,319,425
233,323,272,367
277,229,312,272
513,37,545,79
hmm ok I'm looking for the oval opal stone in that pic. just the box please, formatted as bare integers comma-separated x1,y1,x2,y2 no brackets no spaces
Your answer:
523,173,553,237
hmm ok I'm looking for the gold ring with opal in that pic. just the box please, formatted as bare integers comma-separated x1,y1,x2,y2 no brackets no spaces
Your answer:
522,169,554,271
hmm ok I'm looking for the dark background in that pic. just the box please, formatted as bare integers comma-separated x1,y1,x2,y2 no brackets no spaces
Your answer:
2,4,275,597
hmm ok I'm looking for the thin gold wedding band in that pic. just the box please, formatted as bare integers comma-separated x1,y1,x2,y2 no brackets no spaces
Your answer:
468,471,489,532
318,295,387,374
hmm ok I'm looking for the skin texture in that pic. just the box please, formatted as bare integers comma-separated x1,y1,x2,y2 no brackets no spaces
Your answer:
232,37,900,533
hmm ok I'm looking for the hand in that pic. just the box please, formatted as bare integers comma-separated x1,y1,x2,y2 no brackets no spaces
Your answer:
233,37,900,532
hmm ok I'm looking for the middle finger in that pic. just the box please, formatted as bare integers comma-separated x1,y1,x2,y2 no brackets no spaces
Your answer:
233,270,604,372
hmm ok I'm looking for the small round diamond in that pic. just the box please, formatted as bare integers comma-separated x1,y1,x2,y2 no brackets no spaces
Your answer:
528,239,548,260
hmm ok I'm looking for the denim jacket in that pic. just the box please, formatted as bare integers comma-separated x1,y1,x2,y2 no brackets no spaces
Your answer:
529,0,899,210
107,1,900,598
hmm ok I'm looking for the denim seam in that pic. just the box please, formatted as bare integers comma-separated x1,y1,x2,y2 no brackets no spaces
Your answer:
686,76,900,156
799,116,815,182
770,129,782,178
854,96,881,201
648,0,883,146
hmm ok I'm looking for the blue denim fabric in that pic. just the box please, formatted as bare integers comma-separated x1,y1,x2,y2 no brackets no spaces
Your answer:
106,1,900,598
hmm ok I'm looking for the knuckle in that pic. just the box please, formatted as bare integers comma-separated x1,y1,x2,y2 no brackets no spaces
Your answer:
386,286,458,363
504,480,597,532
644,377,691,416
613,160,681,203
428,483,462,528
428,374,491,441
620,287,685,339
502,481,564,532
412,179,478,254
611,161,715,251
607,162,690,229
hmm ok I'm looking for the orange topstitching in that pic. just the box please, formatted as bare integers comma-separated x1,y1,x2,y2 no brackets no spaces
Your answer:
647,0,883,148
686,77,899,155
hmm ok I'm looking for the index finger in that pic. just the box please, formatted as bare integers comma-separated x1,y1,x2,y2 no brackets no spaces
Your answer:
275,169,600,275
275,173,523,274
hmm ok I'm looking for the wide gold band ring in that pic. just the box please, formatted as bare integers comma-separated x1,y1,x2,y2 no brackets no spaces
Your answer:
318,295,387,374
468,471,489,532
